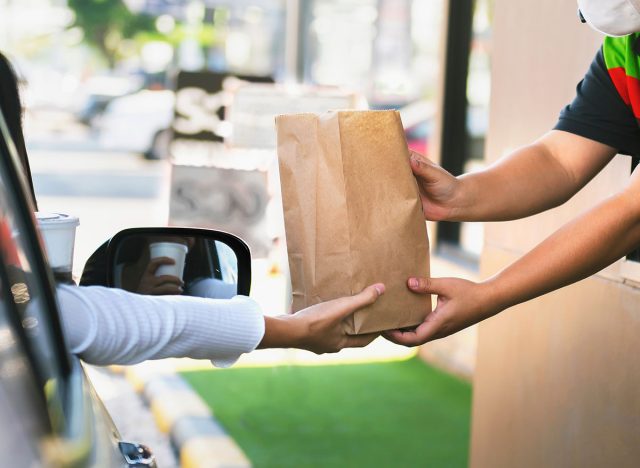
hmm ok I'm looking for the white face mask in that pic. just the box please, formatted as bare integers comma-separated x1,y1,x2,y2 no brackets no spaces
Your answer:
578,0,640,36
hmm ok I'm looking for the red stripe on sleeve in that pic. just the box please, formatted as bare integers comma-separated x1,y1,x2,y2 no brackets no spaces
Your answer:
608,67,640,118
608,67,631,105
627,75,640,119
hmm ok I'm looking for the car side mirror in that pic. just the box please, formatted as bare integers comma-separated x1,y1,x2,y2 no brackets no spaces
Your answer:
80,227,251,298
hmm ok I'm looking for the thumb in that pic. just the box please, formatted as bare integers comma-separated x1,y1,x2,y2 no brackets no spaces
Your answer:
409,151,437,180
335,283,385,319
407,277,446,295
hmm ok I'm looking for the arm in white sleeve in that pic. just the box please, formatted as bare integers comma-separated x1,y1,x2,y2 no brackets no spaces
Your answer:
56,284,265,367
186,277,238,299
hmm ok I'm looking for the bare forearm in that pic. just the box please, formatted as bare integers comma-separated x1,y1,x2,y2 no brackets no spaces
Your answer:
452,132,616,222
455,143,573,221
487,189,640,312
389,196,640,347
258,315,300,349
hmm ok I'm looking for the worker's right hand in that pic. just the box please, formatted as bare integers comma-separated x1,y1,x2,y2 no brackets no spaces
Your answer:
409,151,461,221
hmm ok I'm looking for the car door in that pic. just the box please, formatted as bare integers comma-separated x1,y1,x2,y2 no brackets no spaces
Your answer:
0,100,130,466
0,244,49,466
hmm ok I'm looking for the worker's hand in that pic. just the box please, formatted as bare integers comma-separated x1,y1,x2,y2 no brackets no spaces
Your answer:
383,277,498,346
409,151,461,221
260,283,385,353
137,257,184,295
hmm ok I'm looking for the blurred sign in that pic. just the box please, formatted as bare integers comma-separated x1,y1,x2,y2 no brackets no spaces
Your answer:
172,71,273,145
372,0,414,103
227,84,366,148
169,165,271,257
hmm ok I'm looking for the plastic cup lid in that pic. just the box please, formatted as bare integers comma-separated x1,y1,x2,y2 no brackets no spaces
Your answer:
35,212,80,227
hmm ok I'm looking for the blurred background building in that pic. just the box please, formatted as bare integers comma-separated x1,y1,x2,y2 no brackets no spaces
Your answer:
0,0,491,255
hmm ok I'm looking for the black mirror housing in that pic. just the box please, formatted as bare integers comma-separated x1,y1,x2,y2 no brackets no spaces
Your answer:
80,227,251,298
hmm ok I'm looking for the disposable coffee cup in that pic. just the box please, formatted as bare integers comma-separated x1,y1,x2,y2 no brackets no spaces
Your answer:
36,212,79,282
149,242,189,280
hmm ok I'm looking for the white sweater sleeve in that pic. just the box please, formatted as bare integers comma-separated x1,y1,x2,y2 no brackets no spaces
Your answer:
56,285,265,368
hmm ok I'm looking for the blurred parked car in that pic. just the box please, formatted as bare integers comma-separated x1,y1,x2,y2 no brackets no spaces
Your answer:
75,75,142,126
94,90,174,160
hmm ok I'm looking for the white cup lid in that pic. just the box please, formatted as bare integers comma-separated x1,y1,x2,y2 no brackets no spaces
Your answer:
35,212,80,227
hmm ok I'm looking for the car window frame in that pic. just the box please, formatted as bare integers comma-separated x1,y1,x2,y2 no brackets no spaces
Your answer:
0,107,72,407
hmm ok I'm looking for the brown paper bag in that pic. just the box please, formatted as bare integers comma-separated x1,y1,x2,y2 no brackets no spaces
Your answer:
275,110,430,334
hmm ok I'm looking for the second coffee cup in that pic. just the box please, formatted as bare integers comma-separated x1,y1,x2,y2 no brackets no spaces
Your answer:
149,241,189,279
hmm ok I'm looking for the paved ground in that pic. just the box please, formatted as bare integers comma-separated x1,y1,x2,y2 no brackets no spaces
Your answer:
84,365,180,467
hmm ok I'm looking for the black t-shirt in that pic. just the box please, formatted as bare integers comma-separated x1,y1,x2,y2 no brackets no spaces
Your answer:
554,48,640,157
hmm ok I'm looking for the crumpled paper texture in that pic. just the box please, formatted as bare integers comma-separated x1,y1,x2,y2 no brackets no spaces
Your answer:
276,110,430,334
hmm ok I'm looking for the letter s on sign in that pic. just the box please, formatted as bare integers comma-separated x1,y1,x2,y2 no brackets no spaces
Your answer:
173,87,221,135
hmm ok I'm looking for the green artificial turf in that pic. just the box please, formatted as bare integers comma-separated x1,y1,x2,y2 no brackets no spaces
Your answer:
181,356,471,468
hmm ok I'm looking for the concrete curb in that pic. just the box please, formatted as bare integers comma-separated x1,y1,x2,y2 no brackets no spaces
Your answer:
122,366,251,468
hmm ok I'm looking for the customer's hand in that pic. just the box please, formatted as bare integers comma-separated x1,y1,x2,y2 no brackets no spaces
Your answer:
384,277,498,346
260,283,385,354
137,257,184,295
409,151,460,221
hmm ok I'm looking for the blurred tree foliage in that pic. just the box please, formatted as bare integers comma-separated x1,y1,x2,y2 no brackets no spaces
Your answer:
136,24,217,49
68,0,156,67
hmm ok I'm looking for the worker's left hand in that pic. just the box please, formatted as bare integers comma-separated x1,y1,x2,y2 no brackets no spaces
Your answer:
383,277,497,346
